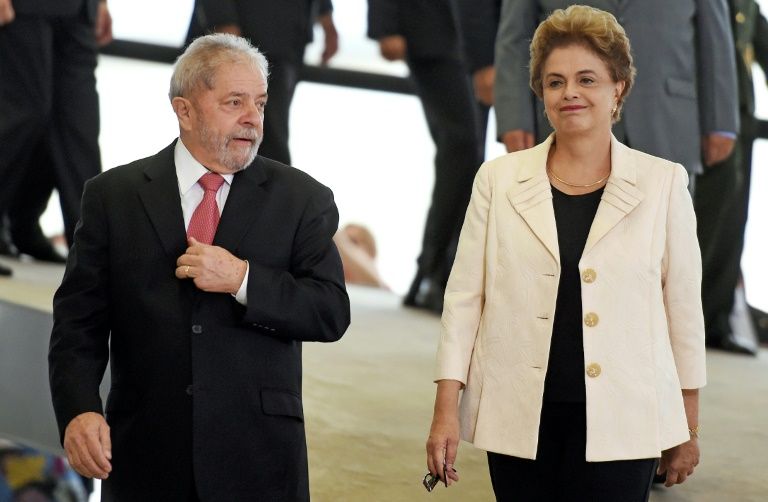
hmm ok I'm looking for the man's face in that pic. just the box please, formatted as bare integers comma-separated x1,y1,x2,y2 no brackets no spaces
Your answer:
184,61,268,173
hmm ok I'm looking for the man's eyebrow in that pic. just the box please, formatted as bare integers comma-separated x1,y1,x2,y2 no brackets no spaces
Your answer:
226,91,268,99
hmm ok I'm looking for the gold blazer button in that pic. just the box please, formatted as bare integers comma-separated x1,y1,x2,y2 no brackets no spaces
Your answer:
581,268,597,283
586,363,602,378
584,312,599,327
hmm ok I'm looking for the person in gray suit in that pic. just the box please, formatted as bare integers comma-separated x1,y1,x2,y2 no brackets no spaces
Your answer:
494,0,739,186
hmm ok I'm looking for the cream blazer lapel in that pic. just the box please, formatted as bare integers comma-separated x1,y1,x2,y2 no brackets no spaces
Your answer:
506,134,646,262
583,135,645,255
507,135,559,264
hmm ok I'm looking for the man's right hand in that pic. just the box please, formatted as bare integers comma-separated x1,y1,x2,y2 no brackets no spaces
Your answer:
64,412,112,479
378,35,407,61
0,0,15,26
502,129,535,152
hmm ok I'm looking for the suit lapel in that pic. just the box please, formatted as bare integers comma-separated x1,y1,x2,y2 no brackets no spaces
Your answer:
583,136,644,255
213,157,269,252
507,136,560,264
138,142,188,260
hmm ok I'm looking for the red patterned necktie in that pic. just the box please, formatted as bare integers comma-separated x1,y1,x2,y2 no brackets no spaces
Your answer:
187,172,225,244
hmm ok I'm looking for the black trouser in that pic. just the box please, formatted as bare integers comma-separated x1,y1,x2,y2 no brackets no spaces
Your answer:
258,59,299,165
695,134,754,342
407,57,481,284
487,402,656,502
0,10,101,246
6,147,58,248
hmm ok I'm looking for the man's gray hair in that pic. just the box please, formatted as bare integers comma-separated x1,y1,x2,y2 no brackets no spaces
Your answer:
169,33,269,100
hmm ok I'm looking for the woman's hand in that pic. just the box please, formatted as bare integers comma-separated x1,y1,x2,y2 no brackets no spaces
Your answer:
658,438,700,487
426,380,462,486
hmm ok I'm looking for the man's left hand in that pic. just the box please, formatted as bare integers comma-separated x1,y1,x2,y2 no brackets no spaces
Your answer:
0,0,15,26
176,237,247,294
318,13,338,65
94,1,113,47
702,133,735,167
658,438,700,487
472,66,495,107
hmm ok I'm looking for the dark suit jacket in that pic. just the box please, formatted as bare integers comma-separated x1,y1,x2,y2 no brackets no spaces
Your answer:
49,142,350,501
456,0,500,73
194,0,332,63
367,0,463,60
13,0,99,22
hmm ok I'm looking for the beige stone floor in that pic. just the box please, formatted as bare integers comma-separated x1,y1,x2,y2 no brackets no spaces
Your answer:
1,257,766,501
302,287,768,502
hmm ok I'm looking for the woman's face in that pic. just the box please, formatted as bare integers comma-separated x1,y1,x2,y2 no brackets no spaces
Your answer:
541,43,625,137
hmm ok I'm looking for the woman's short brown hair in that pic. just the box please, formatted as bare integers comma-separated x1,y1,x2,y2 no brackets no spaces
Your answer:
529,5,636,122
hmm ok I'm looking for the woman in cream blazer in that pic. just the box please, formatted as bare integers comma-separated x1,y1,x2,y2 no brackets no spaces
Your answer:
425,6,705,500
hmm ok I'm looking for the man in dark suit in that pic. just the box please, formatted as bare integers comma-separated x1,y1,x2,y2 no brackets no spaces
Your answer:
457,0,501,159
48,34,350,501
695,0,768,354
367,0,481,313
186,0,338,165
0,0,112,276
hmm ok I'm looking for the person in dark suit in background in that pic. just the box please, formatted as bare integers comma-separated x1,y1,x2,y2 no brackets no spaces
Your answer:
186,0,338,165
48,34,350,501
456,0,501,160
367,0,481,313
0,0,112,276
1,148,69,265
695,0,768,355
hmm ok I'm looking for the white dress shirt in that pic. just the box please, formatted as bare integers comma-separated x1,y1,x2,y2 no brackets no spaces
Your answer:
174,139,249,304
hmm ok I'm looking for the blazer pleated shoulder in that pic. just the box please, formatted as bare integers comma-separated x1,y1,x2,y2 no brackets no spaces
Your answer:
435,134,706,461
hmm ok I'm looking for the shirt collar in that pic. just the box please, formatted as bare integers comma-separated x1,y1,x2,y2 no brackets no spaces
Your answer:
174,138,234,195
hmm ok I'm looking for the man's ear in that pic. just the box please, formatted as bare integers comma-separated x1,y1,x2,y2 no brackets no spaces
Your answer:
172,96,194,131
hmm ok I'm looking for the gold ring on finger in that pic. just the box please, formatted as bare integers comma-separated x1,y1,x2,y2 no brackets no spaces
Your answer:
185,265,190,277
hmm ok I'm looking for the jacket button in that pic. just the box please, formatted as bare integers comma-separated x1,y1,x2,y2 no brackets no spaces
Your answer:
581,268,597,283
192,325,203,334
185,385,193,395
584,312,599,327
586,363,602,378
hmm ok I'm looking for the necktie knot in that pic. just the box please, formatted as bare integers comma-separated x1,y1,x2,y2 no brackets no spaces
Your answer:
198,172,225,193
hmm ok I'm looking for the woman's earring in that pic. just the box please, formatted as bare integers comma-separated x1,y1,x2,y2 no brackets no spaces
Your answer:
611,102,618,117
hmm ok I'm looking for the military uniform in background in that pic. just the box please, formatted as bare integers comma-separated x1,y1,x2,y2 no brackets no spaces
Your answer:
695,0,768,354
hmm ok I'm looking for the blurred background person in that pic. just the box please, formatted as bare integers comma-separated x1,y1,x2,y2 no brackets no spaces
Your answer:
334,223,388,289
494,0,739,193
695,0,768,355
185,0,339,165
456,0,501,160
0,0,113,276
1,152,67,266
367,0,481,313
427,6,705,500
